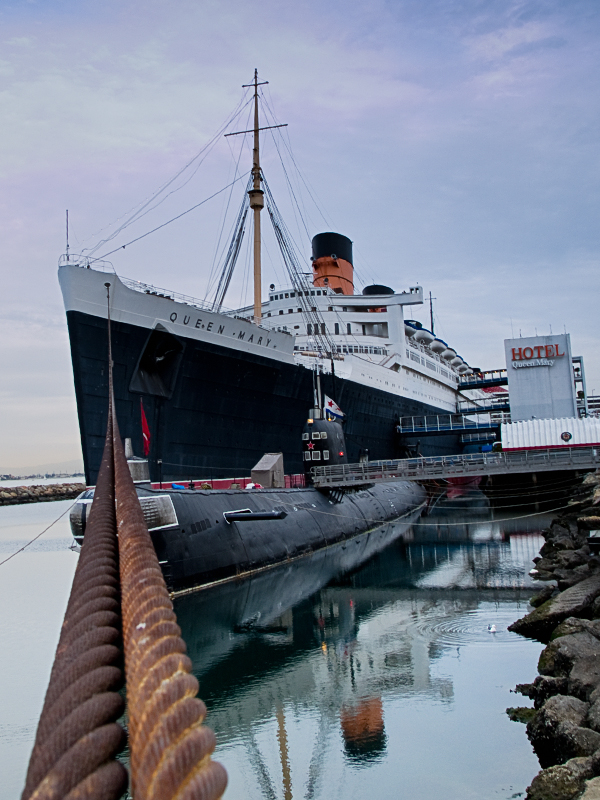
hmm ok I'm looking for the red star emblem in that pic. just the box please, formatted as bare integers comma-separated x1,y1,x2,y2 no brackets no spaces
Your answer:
307,442,314,450
328,400,334,407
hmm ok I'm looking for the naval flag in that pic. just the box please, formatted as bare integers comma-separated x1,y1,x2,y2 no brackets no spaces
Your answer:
324,395,344,420
140,399,151,456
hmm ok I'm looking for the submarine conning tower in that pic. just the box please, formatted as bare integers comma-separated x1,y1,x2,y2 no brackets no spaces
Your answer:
302,407,348,483
311,232,354,296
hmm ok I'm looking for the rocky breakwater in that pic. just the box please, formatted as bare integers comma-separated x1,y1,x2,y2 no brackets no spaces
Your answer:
0,483,86,505
508,471,600,799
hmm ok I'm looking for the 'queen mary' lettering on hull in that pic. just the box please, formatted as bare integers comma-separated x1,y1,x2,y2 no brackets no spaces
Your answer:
167,311,274,349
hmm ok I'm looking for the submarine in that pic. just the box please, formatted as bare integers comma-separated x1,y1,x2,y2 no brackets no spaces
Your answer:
69,406,427,594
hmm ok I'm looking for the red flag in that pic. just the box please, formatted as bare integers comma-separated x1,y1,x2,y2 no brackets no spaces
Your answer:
140,399,151,457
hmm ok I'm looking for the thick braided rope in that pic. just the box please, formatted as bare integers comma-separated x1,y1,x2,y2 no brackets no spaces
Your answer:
112,409,227,800
21,415,127,800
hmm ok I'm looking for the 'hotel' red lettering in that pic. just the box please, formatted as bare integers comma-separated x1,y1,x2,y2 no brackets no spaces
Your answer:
512,343,566,360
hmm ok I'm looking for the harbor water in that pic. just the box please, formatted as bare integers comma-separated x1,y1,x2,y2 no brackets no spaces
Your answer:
0,487,551,799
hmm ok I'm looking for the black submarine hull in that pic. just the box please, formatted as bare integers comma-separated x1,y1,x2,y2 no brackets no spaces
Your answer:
71,481,427,592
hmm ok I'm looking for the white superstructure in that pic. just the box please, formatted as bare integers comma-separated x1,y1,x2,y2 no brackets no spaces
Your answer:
231,282,469,413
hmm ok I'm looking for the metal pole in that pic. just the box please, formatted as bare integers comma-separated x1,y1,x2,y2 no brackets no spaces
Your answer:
249,69,264,325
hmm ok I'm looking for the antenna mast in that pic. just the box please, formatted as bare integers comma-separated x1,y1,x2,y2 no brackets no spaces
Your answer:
429,291,436,335
66,209,70,262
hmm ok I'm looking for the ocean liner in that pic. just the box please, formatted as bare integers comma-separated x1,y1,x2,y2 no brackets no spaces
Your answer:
59,72,474,486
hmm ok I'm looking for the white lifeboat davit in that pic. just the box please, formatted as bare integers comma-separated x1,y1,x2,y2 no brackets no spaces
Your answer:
413,328,435,345
430,338,447,354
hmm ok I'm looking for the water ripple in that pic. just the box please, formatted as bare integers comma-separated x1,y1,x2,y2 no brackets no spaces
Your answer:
408,606,529,648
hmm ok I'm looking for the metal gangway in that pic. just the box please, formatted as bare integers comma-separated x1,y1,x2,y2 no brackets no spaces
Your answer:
397,414,500,436
457,398,510,415
311,445,600,487
458,368,508,390
461,431,498,443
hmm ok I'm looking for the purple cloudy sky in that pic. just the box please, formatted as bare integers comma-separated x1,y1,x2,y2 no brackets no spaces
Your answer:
1,0,599,470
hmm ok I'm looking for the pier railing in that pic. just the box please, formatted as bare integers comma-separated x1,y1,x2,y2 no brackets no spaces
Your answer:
312,446,600,487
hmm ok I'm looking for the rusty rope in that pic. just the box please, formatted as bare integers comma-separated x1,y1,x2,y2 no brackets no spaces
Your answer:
111,405,227,800
21,414,128,800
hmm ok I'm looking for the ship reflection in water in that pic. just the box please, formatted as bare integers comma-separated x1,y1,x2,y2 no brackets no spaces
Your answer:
175,491,547,800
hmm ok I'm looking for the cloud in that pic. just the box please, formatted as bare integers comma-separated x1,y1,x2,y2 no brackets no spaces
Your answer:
466,21,556,61
1,0,600,465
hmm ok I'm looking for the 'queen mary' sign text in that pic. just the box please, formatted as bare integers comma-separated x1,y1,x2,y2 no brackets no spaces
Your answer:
511,343,565,369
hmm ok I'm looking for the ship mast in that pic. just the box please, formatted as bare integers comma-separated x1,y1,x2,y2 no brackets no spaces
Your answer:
227,70,287,324
246,70,267,323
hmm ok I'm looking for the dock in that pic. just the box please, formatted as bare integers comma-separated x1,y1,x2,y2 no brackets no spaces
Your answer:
311,445,600,487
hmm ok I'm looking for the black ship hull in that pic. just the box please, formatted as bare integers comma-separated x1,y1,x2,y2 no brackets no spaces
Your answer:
66,310,460,485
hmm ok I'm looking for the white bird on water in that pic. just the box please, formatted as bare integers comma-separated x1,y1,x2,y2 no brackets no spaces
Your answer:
488,624,497,633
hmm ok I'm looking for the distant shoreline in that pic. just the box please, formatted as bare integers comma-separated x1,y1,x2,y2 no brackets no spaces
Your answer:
0,482,85,505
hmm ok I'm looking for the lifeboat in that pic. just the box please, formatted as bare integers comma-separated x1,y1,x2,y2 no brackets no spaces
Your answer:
413,328,435,345
430,338,447,354
457,364,470,374
450,355,464,368
404,322,419,337
441,347,456,361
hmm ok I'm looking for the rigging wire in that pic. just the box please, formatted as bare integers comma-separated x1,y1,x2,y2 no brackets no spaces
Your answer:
0,501,76,567
83,93,253,256
258,93,312,245
205,101,255,301
238,218,253,311
261,88,332,233
90,172,250,262
261,87,373,290
211,177,252,311
263,175,336,357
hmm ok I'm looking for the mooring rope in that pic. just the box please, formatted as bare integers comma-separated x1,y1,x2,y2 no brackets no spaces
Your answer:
111,403,227,800
21,414,127,800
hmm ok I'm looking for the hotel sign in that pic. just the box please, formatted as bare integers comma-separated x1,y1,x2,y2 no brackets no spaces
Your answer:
504,333,576,421
511,343,565,369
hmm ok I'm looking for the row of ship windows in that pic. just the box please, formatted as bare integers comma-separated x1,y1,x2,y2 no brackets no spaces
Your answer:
407,349,450,378
295,345,389,355
270,290,328,300
360,373,398,388
304,450,329,461
269,308,314,316
266,306,354,317
302,432,328,440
